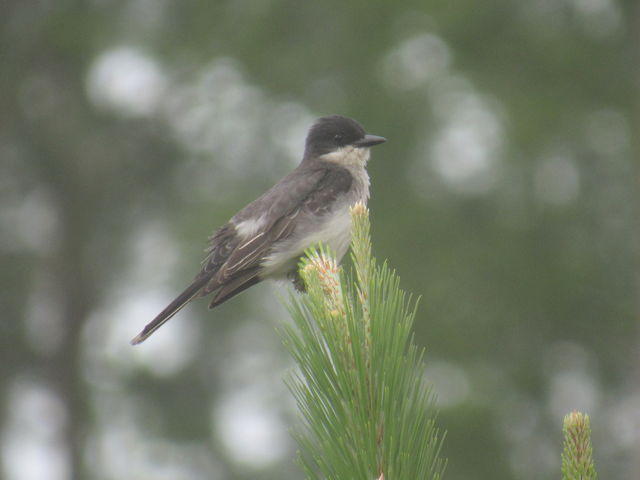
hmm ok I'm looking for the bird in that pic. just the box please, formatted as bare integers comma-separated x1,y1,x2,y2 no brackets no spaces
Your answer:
131,115,386,344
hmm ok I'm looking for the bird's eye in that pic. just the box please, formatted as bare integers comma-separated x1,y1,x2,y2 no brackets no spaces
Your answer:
334,133,344,143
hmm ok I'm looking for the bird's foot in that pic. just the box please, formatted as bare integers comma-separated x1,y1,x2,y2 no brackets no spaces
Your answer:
288,270,307,293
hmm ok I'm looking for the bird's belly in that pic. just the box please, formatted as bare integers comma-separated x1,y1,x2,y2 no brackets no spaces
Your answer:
260,207,353,279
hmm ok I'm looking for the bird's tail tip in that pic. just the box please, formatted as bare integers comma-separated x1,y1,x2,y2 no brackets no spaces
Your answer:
129,333,146,345
129,276,209,346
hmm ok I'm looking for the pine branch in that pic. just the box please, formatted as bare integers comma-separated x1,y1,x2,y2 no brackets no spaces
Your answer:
280,203,446,480
561,411,597,480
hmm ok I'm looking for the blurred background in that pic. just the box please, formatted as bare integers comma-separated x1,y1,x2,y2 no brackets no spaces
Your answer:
1,1,638,479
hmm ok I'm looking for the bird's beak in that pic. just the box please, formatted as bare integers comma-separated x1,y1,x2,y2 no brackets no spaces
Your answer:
354,134,387,148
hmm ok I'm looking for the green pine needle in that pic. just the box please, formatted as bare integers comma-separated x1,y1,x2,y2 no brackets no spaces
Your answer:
561,411,597,480
280,203,446,480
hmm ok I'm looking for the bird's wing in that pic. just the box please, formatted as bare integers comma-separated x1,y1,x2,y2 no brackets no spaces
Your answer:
201,164,353,298
130,164,352,345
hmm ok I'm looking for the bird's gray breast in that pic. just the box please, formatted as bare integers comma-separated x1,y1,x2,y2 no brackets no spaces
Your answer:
261,166,369,278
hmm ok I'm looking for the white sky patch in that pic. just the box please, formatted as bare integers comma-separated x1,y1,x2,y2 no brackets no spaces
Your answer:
88,400,219,480
430,117,499,193
210,319,293,469
84,51,316,202
2,379,69,480
548,370,599,420
268,102,315,168
125,220,180,289
605,391,640,449
213,391,290,469
168,59,264,159
86,46,167,117
496,388,560,479
542,341,600,421
215,318,292,395
379,33,451,91
413,80,505,196
424,360,470,408
83,290,200,383
163,58,314,198
80,218,198,382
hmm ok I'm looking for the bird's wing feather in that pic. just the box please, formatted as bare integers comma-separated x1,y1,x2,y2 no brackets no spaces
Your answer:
201,164,352,295
131,164,353,345
208,267,261,308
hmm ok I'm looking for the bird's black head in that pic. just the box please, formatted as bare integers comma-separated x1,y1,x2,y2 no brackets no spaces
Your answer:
303,115,386,159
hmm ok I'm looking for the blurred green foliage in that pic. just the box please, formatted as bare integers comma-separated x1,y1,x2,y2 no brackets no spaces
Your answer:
1,1,638,479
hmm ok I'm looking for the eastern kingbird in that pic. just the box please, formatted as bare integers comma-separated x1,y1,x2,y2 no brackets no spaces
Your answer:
131,115,386,344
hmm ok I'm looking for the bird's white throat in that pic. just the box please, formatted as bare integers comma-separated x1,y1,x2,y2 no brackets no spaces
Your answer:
320,146,371,167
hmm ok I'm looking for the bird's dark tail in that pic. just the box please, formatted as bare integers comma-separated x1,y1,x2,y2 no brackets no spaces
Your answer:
130,276,210,345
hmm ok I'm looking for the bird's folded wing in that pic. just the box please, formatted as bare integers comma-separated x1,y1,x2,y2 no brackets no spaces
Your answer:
200,165,352,296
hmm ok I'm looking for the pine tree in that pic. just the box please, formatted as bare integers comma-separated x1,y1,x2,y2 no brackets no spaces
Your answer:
280,203,446,480
562,411,598,480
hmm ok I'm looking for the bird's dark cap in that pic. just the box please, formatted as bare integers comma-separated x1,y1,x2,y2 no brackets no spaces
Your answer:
304,115,385,157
